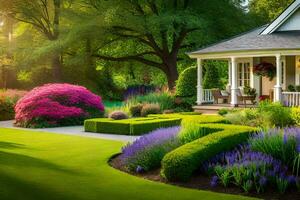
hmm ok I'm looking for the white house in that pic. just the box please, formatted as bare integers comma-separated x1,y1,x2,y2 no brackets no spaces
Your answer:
189,0,300,108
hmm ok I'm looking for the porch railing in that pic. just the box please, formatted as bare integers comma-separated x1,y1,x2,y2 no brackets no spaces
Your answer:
202,89,214,103
282,92,300,107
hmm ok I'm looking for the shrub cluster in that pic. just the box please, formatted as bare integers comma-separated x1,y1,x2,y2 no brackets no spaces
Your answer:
15,84,104,128
224,101,294,128
161,124,257,181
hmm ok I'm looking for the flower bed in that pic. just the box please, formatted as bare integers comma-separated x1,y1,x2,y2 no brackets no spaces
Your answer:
15,84,104,128
111,117,300,198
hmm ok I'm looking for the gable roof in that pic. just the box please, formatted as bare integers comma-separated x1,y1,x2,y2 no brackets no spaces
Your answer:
261,0,300,34
189,25,300,56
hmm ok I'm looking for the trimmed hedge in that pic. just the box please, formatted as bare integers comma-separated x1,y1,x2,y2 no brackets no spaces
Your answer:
148,113,227,125
84,117,182,135
161,124,257,181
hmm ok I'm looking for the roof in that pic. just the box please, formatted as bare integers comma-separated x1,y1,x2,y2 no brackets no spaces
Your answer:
189,0,300,57
189,26,300,55
261,0,300,34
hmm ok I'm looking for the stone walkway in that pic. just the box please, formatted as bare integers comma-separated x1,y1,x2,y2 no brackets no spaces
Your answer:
0,120,138,142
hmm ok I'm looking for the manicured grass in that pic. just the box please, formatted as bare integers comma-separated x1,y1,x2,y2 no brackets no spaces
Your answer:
0,128,257,200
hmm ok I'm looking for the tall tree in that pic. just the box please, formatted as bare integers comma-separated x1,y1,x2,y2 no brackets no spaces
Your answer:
80,0,255,89
249,0,294,23
0,0,63,81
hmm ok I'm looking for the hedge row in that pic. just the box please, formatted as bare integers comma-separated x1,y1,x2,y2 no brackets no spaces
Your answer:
161,124,257,181
84,117,182,135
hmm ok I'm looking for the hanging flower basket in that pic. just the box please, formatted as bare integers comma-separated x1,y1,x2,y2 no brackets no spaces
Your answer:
253,62,276,81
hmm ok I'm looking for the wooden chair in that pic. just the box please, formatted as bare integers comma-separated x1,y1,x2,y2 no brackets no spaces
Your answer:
211,89,230,104
237,89,256,107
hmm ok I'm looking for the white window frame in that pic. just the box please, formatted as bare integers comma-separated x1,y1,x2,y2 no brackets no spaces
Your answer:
237,58,253,88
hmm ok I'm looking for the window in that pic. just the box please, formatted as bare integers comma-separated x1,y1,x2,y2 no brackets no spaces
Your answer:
237,62,250,87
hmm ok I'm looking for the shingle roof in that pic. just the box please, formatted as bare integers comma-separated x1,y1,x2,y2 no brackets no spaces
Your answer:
189,25,300,55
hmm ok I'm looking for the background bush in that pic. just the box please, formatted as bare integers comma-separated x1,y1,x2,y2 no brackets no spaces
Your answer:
140,104,161,117
0,89,27,121
15,83,104,128
109,111,128,120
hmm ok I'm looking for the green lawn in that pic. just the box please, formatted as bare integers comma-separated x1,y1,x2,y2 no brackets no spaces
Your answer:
0,128,257,200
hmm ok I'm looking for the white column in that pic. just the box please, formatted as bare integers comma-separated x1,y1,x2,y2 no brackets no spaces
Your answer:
196,58,203,105
231,57,238,107
228,59,232,89
274,54,282,102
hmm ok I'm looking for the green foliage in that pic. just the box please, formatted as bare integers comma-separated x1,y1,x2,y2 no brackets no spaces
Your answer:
84,117,182,135
249,0,294,22
140,104,161,117
161,124,257,181
175,67,197,97
203,61,222,89
225,101,294,128
291,107,300,126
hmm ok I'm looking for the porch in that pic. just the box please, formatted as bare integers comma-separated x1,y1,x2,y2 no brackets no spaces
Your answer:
192,53,300,109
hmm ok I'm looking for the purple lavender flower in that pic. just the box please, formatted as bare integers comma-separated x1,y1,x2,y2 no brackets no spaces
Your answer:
296,144,300,153
259,176,267,186
283,133,288,144
210,176,218,187
120,126,181,171
136,165,144,173
287,175,296,184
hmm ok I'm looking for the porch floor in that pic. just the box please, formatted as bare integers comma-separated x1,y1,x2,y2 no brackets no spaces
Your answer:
193,103,257,114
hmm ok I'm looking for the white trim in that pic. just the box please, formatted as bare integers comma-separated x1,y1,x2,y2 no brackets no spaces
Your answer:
231,57,238,106
189,49,300,60
196,58,203,105
281,56,286,90
274,55,283,102
261,0,300,35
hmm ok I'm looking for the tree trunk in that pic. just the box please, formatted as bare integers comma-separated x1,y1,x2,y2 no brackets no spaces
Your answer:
51,54,62,82
165,57,179,90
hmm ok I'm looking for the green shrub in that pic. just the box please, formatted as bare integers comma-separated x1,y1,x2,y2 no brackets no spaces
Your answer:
291,107,300,125
203,61,222,89
225,101,293,128
161,124,257,181
141,103,161,117
218,108,230,116
109,111,129,120
175,67,197,97
258,101,293,127
129,104,143,117
84,117,181,135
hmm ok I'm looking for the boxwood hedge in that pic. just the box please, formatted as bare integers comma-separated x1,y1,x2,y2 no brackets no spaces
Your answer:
161,124,257,181
84,117,182,135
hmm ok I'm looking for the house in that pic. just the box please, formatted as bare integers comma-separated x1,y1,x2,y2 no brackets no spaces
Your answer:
189,0,300,110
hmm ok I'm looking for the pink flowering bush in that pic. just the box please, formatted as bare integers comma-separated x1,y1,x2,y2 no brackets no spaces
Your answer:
15,84,104,128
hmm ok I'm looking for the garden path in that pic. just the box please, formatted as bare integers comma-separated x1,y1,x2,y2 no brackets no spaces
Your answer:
0,120,138,142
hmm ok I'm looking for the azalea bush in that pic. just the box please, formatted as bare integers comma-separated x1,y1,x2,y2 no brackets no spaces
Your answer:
15,84,104,128
0,89,27,121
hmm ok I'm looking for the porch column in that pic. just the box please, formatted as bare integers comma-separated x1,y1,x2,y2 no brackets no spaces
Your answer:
196,58,203,105
274,54,282,102
228,59,232,89
231,57,238,107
